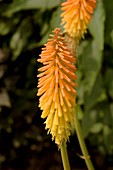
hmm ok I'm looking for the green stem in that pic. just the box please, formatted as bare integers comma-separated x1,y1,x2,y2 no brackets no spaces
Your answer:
74,112,95,170
60,142,71,170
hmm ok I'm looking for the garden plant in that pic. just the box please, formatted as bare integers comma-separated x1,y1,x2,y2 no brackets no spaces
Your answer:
0,0,113,170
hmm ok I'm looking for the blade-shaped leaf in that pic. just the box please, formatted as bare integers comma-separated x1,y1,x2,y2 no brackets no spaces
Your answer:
4,0,62,16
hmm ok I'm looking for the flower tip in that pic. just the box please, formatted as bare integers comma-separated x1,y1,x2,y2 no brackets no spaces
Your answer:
61,0,97,39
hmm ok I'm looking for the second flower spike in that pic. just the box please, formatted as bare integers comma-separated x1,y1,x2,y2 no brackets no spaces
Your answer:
37,28,77,147
61,0,96,39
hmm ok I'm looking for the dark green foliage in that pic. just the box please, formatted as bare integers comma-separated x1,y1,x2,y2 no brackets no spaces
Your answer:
77,0,113,156
0,0,113,169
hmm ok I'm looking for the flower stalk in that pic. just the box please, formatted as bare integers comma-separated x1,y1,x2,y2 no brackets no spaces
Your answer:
74,112,95,170
61,143,71,170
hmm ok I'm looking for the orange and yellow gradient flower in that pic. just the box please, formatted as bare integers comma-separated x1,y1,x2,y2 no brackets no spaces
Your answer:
37,28,77,147
61,0,96,39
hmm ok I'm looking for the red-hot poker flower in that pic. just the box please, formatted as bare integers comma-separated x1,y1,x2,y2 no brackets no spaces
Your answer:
37,28,77,147
61,0,96,39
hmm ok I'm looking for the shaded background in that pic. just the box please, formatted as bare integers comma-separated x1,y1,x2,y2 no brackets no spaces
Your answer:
0,0,113,169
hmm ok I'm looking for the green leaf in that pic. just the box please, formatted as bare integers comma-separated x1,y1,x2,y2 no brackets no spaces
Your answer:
4,0,62,16
81,74,107,137
103,125,113,153
102,102,113,126
89,0,105,51
110,103,113,120
82,0,105,92
0,20,11,35
75,105,84,120
81,110,98,138
10,31,24,58
10,19,32,60
0,15,20,35
110,30,113,47
50,7,62,30
78,39,105,95
77,82,85,105
103,0,113,46
78,40,97,93
38,7,62,46
84,74,107,112
105,68,113,99
90,122,103,134
82,0,106,93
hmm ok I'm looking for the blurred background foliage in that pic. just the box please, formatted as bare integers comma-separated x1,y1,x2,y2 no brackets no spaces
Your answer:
0,0,113,169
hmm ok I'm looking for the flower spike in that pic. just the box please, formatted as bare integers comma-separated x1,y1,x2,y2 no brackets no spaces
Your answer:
37,28,77,147
61,0,96,39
